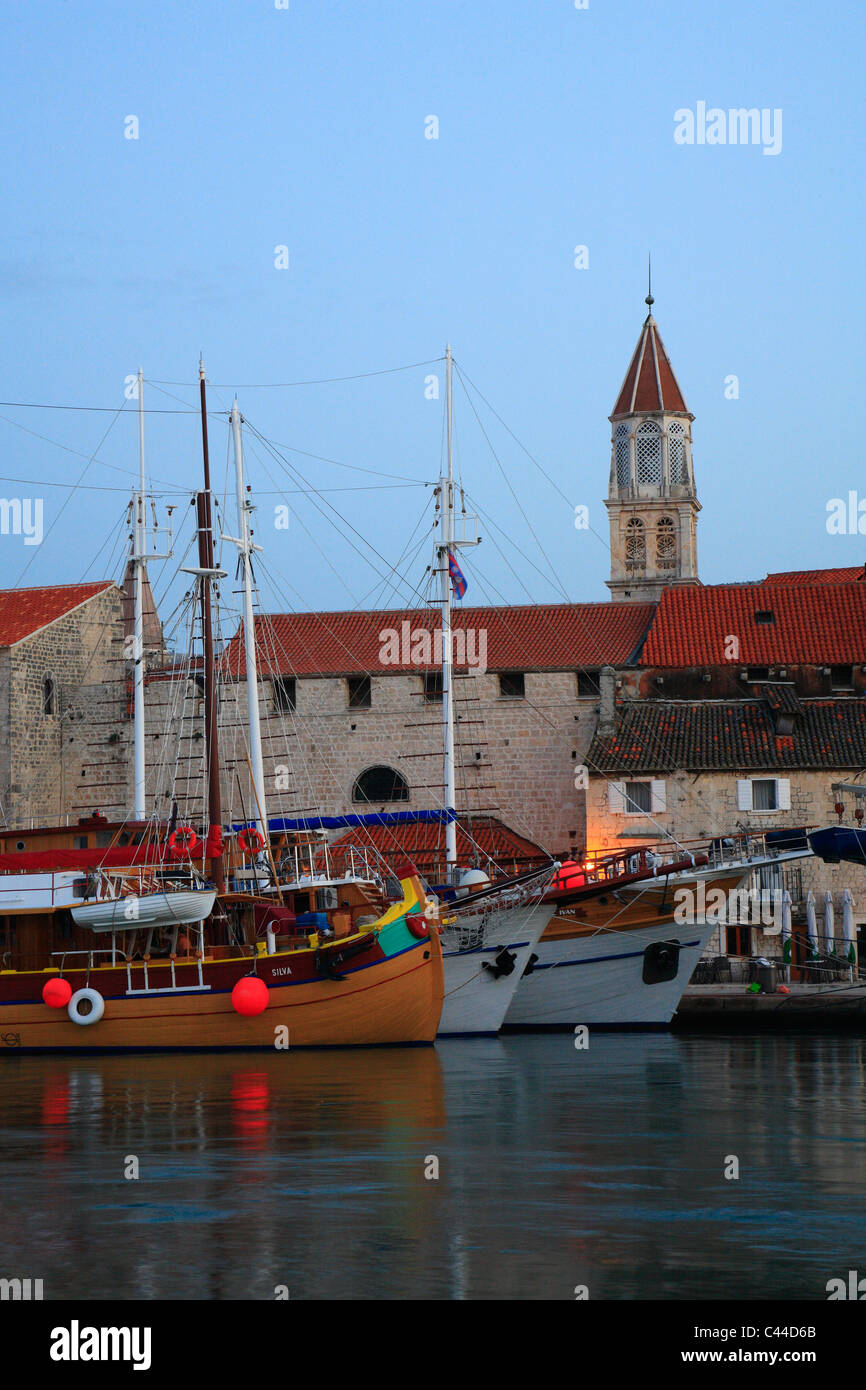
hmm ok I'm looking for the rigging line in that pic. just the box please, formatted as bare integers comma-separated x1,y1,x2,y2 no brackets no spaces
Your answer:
11,397,130,590
242,434,428,484
242,420,432,609
0,473,186,495
147,357,445,389
356,496,437,612
454,364,572,603
0,400,212,415
454,360,612,555
0,412,190,491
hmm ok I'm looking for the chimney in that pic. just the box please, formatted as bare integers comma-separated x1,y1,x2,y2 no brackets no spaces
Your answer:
598,665,617,737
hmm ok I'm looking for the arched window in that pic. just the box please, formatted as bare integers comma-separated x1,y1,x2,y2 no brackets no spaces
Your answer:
625,517,645,572
656,516,678,571
614,425,630,488
42,676,56,716
635,421,662,484
669,421,687,483
352,765,410,803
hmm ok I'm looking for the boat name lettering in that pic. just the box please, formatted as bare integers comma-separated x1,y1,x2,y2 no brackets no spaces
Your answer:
270,966,292,978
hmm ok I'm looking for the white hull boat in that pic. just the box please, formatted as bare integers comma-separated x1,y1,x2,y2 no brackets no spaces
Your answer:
504,917,716,1028
438,891,556,1035
71,889,217,932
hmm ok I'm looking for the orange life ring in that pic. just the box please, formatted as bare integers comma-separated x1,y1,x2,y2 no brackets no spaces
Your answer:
406,913,429,939
168,825,199,854
238,827,266,855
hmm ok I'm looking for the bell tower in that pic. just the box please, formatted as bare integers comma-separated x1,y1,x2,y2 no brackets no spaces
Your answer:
605,291,700,602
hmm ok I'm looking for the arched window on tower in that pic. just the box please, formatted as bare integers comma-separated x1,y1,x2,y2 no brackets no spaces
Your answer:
668,422,687,484
614,425,630,488
635,421,662,485
352,765,410,803
625,517,646,572
656,516,678,571
43,675,56,716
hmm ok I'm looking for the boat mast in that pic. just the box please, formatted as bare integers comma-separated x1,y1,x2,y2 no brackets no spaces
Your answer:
197,359,225,892
229,399,268,838
133,367,147,820
440,344,458,880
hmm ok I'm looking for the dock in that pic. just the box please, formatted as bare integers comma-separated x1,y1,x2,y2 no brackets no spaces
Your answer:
675,982,866,1029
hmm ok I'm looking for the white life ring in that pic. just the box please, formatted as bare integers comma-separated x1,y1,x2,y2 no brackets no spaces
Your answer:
67,987,105,1026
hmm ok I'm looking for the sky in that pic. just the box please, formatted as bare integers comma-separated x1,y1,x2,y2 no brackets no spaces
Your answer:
1,0,863,624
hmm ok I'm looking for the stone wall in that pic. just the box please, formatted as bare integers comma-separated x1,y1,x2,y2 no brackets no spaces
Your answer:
4,587,129,828
143,668,599,855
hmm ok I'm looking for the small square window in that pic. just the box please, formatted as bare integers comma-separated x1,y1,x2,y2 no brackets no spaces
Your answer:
423,672,443,703
754,610,775,625
746,667,770,682
831,664,853,690
624,781,652,814
752,778,777,811
273,677,296,712
577,671,600,698
499,672,525,700
347,676,371,709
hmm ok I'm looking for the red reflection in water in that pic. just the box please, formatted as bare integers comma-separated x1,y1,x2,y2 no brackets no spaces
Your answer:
40,1074,70,1162
231,1071,270,1149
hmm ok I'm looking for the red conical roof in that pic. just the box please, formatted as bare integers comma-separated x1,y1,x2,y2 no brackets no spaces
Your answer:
611,311,690,417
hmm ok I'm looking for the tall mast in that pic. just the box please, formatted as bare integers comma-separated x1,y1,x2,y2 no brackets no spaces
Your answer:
197,358,225,892
133,367,146,820
229,399,268,837
440,344,457,879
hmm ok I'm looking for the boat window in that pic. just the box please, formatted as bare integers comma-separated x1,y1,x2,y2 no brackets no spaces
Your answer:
353,766,410,803
96,831,113,847
72,879,88,899
73,835,88,850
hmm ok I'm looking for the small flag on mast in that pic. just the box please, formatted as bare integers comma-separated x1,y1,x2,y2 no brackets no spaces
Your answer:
448,549,468,599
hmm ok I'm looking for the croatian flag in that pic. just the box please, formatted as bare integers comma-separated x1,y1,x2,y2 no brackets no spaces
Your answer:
448,549,468,599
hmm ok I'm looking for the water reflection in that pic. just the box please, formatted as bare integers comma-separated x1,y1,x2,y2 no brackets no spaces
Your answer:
1,1035,865,1299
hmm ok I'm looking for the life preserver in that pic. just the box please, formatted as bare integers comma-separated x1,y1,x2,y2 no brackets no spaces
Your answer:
238,827,266,855
406,913,429,939
67,987,105,1026
168,825,199,854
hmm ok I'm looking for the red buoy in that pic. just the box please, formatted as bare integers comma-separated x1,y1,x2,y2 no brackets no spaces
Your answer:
43,977,72,1009
231,976,269,1017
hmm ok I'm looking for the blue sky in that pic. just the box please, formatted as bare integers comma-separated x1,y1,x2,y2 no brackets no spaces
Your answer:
1,0,863,619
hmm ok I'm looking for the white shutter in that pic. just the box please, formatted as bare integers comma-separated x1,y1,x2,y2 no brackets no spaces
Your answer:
737,779,752,812
776,778,791,811
608,781,626,814
650,779,666,813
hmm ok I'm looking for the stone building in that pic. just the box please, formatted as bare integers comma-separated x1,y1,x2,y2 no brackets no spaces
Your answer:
605,294,701,602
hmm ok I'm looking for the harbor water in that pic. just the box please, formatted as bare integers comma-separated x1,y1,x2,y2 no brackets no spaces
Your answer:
1,1033,864,1301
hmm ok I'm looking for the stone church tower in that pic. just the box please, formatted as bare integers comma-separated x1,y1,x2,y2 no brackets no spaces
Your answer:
605,295,700,602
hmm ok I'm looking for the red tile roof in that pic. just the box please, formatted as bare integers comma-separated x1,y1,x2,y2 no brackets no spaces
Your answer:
765,566,865,585
330,815,549,878
611,313,690,417
0,582,114,648
641,581,866,668
588,698,866,773
220,602,656,677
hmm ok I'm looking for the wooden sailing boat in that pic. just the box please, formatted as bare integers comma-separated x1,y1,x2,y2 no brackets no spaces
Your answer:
0,364,443,1052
